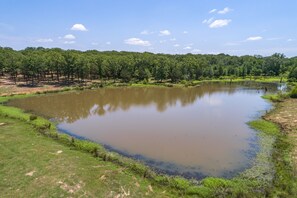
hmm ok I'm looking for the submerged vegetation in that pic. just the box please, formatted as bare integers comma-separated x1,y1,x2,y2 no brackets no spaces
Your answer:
1,85,296,197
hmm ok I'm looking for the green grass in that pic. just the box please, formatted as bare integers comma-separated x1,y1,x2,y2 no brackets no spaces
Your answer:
192,76,285,84
262,91,289,102
262,94,282,102
248,119,297,197
249,120,280,136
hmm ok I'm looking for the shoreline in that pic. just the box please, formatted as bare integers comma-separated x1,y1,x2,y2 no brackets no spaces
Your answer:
0,76,284,97
0,80,296,196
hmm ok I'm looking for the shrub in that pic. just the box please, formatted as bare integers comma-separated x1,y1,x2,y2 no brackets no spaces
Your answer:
143,79,148,84
288,67,297,82
290,86,297,98
29,115,37,121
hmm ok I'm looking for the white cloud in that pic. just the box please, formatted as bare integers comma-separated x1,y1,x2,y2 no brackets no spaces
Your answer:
106,41,111,45
64,34,76,40
191,49,201,54
159,30,171,36
140,30,154,35
159,40,166,44
183,31,188,34
71,23,88,31
209,19,231,28
64,41,75,44
124,38,151,46
287,38,294,42
183,46,192,50
218,7,232,14
170,38,176,41
36,38,53,43
209,9,217,14
91,42,99,46
247,36,263,41
173,44,180,47
203,17,214,24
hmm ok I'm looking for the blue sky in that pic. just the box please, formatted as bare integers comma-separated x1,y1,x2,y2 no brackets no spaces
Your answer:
0,0,296,57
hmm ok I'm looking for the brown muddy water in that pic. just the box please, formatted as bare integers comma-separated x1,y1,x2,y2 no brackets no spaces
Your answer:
8,83,280,179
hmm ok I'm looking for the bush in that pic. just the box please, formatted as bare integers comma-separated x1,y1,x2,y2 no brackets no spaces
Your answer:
29,115,37,121
290,86,297,98
288,67,297,81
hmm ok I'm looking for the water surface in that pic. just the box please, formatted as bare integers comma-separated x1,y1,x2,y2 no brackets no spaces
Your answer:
8,83,278,179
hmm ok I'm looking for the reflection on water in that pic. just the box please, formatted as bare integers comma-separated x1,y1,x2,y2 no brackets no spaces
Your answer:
8,82,278,179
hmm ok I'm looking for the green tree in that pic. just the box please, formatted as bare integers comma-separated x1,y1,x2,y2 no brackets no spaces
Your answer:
4,50,24,84
154,57,169,82
288,67,297,81
46,50,66,82
168,61,182,82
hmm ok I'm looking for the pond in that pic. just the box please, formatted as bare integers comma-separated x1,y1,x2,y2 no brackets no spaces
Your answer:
8,82,279,179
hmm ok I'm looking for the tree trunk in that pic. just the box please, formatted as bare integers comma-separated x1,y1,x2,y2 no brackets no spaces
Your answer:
57,71,60,82
14,72,17,85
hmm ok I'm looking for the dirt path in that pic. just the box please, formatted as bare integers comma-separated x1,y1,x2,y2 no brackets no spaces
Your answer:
265,99,297,175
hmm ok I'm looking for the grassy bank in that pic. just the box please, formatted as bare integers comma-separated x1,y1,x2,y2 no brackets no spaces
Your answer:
264,97,297,196
0,83,296,197
248,120,297,196
0,116,180,197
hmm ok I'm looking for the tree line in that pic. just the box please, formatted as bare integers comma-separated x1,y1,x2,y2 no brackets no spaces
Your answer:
0,46,297,85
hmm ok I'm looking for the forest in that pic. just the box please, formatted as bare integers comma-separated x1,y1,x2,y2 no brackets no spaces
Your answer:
0,46,297,85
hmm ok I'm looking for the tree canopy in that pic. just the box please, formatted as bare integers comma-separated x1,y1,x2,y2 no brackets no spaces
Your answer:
0,46,296,84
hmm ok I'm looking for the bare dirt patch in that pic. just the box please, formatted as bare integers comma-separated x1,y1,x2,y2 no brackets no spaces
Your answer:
56,150,63,154
25,170,36,177
57,180,84,194
0,77,64,96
